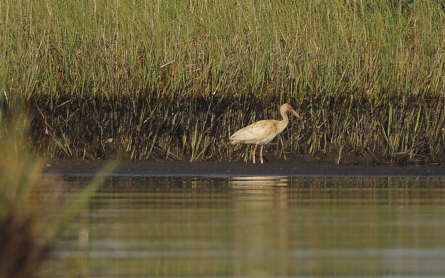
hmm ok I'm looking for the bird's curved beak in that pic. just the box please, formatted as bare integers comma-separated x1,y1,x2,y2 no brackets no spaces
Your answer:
290,109,301,119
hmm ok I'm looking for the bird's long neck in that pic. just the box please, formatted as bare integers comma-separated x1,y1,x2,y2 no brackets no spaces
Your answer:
277,110,289,132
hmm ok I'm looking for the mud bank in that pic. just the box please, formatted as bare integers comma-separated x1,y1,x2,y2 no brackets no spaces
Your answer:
43,157,445,178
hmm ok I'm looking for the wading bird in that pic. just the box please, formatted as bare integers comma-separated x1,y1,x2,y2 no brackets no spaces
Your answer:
230,103,301,163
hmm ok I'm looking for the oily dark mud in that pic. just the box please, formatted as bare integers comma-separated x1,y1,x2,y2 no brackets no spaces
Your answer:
43,155,445,178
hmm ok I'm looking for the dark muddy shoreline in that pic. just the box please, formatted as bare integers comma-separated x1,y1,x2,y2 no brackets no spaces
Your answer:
43,157,445,178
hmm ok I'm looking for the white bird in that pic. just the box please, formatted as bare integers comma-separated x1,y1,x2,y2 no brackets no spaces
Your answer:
230,103,301,163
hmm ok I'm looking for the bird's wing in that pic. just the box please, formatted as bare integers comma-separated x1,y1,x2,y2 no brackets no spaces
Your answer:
230,120,279,144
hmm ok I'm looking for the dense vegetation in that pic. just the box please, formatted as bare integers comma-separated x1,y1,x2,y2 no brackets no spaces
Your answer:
2,0,445,163
0,110,117,278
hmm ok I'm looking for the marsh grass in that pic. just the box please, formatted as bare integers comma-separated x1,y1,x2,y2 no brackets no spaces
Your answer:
0,108,118,278
2,0,445,163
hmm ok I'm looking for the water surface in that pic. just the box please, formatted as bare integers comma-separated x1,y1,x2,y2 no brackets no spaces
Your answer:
41,177,445,277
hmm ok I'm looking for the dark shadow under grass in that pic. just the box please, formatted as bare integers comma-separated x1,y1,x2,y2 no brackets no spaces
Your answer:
28,94,445,164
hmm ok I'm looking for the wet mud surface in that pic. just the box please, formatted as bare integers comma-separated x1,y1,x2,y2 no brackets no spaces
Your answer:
43,157,445,178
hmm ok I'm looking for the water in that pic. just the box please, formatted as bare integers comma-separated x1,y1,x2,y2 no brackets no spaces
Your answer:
41,177,445,277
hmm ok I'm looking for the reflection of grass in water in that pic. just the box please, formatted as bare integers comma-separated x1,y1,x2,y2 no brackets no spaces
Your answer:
0,111,117,277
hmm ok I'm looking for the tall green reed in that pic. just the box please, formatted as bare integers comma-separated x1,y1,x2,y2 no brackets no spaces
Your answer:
2,0,445,162
0,106,118,277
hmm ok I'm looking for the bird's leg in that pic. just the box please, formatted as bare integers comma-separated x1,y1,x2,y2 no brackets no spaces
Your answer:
252,145,258,163
259,145,264,164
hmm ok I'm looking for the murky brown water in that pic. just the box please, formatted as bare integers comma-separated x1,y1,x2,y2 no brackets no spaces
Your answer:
40,177,445,277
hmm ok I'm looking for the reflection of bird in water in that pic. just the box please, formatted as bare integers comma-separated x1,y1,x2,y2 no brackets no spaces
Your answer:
229,176,290,188
230,103,301,163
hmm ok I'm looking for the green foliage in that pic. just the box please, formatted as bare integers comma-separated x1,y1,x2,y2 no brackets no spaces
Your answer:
0,109,118,277
2,0,445,162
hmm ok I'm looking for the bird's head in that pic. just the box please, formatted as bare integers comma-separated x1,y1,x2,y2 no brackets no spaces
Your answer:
282,103,301,119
